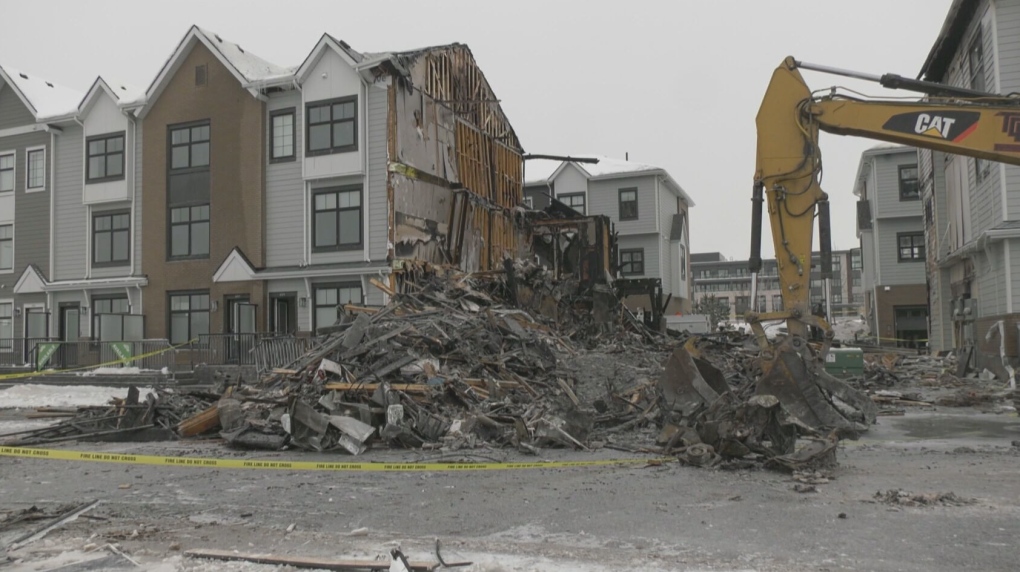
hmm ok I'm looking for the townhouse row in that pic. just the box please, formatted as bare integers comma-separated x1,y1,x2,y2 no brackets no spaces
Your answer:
1,26,524,359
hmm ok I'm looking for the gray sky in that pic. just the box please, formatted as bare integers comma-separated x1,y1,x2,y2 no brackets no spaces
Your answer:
0,0,953,260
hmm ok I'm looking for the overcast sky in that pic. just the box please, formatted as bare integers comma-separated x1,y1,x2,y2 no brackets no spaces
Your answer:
0,0,954,260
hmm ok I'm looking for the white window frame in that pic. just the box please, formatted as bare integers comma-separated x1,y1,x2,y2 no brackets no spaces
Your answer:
0,150,15,193
0,299,13,352
25,145,46,192
0,223,13,274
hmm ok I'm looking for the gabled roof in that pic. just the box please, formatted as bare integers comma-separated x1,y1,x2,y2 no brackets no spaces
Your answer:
524,155,695,207
78,76,146,115
918,0,979,82
0,64,83,120
139,25,289,117
294,33,366,84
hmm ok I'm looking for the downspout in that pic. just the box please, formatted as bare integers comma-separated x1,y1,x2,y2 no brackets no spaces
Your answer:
127,113,137,277
362,78,369,264
303,276,312,333
48,130,56,280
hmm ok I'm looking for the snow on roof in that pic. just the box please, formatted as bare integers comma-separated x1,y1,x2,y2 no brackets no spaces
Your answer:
195,26,290,82
101,78,146,106
524,155,662,184
523,158,563,185
0,64,83,119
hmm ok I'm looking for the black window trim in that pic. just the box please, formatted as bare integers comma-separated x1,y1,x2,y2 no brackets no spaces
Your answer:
91,293,130,315
25,147,46,190
91,209,131,268
312,281,364,330
311,185,363,253
619,187,639,221
898,164,919,201
558,192,586,215
620,248,645,276
305,95,358,157
167,203,210,261
167,290,211,345
896,232,925,262
270,107,297,163
0,151,14,193
85,131,127,183
167,119,211,175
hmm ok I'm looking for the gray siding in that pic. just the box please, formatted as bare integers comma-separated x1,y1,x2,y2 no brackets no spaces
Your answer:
524,184,552,210
0,86,34,129
265,91,304,267
876,218,927,285
658,183,675,241
0,131,50,292
977,241,1007,317
618,234,660,279
588,174,658,235
873,151,923,219
367,84,387,261
53,124,85,280
861,231,877,290
998,0,1020,219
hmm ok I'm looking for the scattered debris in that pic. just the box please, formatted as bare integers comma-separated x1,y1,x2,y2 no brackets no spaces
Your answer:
184,548,440,571
871,489,977,507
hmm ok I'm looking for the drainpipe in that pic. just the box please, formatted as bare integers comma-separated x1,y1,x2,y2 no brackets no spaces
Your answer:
127,113,137,277
362,77,370,263
303,276,312,333
48,130,57,280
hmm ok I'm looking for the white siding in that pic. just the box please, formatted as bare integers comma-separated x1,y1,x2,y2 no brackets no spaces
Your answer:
874,151,923,219
997,0,1020,219
265,91,304,267
82,93,131,204
367,84,388,261
551,163,587,207
588,174,658,235
876,218,927,285
53,124,85,281
617,234,660,278
302,48,363,179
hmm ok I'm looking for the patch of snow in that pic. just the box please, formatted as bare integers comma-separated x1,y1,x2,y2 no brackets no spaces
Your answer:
0,418,60,436
1,64,83,119
523,158,563,185
100,77,146,106
0,384,153,410
79,366,144,376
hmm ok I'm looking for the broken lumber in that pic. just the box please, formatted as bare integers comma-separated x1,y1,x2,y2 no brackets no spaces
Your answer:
184,548,439,571
177,404,220,437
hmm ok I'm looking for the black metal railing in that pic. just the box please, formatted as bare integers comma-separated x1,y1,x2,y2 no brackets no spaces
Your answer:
253,335,319,374
26,339,184,373
189,333,262,367
0,337,58,368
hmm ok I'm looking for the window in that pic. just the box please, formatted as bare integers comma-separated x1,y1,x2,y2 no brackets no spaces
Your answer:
620,248,644,275
169,292,209,344
26,148,44,190
314,284,363,329
853,276,862,287
0,152,14,192
772,294,784,312
313,187,361,251
270,109,295,162
679,245,687,280
969,28,985,93
897,232,925,261
307,97,357,155
93,296,129,315
899,164,919,201
170,205,210,258
735,296,751,315
559,193,586,215
170,123,210,170
86,133,125,182
0,225,11,271
851,249,862,270
619,188,638,220
0,302,11,348
523,196,534,209
93,211,130,266
833,294,843,304
195,64,207,87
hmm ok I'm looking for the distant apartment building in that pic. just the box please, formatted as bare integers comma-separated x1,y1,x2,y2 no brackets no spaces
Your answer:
692,250,861,321
524,156,694,313
854,144,928,347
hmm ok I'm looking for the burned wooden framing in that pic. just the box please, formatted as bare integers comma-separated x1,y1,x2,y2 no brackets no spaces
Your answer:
383,44,525,273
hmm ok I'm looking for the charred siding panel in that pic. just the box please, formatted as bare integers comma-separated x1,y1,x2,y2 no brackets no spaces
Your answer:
53,124,85,280
367,84,388,262
266,90,304,268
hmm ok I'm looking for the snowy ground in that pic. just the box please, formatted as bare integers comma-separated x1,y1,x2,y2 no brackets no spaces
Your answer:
0,384,151,410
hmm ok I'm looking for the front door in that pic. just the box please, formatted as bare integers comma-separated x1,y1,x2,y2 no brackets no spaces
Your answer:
269,295,297,335
225,297,257,363
24,307,50,365
58,303,80,367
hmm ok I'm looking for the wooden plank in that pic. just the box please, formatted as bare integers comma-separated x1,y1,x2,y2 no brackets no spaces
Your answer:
369,278,397,297
324,383,429,393
177,405,220,438
344,304,379,314
185,549,438,571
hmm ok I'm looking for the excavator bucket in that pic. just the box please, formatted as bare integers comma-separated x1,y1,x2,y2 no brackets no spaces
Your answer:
659,337,876,435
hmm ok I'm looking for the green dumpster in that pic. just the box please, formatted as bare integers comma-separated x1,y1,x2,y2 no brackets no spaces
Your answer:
824,347,864,378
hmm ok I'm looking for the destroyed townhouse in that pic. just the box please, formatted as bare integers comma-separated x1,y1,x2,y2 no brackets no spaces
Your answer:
0,25,532,365
524,156,695,314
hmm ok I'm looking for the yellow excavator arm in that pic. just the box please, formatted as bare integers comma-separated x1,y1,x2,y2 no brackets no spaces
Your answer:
735,57,1020,432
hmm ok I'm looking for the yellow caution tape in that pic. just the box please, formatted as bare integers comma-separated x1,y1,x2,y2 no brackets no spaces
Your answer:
0,339,198,382
0,446,662,472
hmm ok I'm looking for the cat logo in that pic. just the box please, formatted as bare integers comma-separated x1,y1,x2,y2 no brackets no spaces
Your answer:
882,111,980,142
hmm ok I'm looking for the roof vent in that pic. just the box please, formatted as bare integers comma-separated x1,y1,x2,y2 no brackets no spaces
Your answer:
18,73,28,80
45,82,53,88
237,45,245,53
214,34,222,42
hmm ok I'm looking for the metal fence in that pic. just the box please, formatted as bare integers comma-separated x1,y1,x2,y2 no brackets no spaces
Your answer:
189,334,262,368
253,335,319,374
16,339,184,373
0,338,58,368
